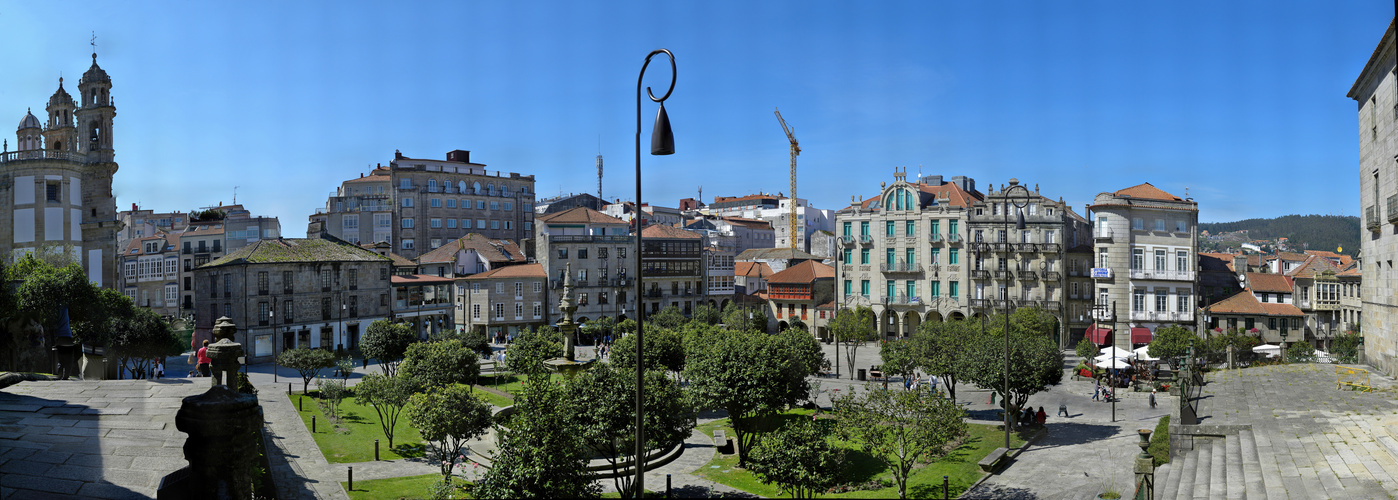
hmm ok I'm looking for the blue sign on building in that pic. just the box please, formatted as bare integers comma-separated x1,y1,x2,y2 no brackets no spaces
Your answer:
1090,268,1112,279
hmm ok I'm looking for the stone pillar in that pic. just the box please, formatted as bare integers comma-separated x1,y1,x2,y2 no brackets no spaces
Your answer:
205,317,244,388
158,385,261,500
1135,428,1155,500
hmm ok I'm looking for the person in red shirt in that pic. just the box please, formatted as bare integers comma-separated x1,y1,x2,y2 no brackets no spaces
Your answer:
1035,406,1047,427
196,340,212,377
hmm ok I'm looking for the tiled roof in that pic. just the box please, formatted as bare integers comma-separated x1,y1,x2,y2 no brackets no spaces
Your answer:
537,207,627,225
344,169,390,183
1287,255,1340,279
1338,261,1361,277
416,233,523,264
713,194,783,204
202,237,390,269
385,252,416,268
461,263,547,280
1112,183,1183,201
1245,272,1293,293
390,274,456,285
721,217,773,230
641,224,700,239
767,260,835,284
1275,252,1308,262
123,234,171,255
736,247,818,261
1198,253,1235,272
735,261,774,278
854,179,983,211
816,301,836,310
182,226,224,237
1204,289,1304,317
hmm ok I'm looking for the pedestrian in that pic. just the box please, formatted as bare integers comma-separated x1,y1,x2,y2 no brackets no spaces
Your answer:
156,361,164,379
1150,389,1157,409
1058,402,1068,417
989,391,997,406
928,374,939,396
904,376,912,391
1035,406,1047,427
1092,383,1100,402
196,340,212,377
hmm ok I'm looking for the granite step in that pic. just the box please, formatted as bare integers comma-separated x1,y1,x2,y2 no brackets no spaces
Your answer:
1208,436,1226,499
1173,440,1198,500
1237,428,1267,500
1153,461,1173,500
1192,439,1214,500
1225,434,1245,499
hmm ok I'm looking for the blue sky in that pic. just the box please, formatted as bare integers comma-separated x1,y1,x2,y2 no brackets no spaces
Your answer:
1,1,1391,234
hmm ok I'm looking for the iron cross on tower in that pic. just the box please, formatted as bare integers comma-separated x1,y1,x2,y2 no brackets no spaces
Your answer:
91,32,96,53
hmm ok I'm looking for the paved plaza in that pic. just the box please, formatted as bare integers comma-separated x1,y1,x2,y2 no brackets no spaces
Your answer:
9,340,1398,499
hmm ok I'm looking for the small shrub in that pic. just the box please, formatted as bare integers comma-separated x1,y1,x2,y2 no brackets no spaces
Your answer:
235,372,257,395
1149,415,1171,467
317,376,347,420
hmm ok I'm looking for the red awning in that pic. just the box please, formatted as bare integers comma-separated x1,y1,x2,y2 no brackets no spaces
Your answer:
1087,324,1113,344
1130,327,1153,345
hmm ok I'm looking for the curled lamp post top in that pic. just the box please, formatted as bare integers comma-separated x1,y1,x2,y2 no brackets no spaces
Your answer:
640,49,676,104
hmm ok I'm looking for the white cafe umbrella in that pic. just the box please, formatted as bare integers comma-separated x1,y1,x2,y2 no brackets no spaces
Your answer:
1098,346,1134,359
1095,356,1133,369
1133,345,1159,362
1252,344,1281,358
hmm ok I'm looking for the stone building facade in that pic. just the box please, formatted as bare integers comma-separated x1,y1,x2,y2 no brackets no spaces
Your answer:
1350,19,1398,375
639,224,705,317
534,207,636,324
0,53,119,287
318,150,536,260
118,233,182,318
193,236,392,362
455,263,548,338
1087,183,1199,348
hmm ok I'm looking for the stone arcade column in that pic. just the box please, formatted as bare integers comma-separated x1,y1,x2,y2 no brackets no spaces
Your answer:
158,317,261,500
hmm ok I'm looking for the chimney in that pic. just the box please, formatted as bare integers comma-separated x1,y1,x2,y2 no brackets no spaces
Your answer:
928,175,943,186
447,150,470,163
131,203,137,210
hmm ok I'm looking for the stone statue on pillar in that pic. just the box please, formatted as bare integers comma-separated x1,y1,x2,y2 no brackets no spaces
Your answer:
205,317,244,388
558,263,577,361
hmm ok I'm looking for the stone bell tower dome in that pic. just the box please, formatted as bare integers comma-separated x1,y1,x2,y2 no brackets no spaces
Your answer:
16,108,41,151
76,52,115,162
43,77,77,153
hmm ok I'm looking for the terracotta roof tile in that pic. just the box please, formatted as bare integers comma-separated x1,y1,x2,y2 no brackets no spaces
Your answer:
1112,183,1183,201
1204,289,1303,317
735,261,774,278
641,224,700,239
537,207,627,225
1287,255,1340,279
720,217,774,230
461,263,547,279
202,237,390,269
416,233,524,264
736,247,819,261
1245,272,1293,293
390,274,456,285
767,260,835,284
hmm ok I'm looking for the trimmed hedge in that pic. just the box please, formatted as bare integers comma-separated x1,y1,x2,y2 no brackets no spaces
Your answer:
1149,415,1170,467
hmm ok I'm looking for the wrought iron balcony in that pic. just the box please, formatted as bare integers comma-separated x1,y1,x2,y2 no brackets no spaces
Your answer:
1043,271,1062,281
1368,205,1381,231
1388,195,1398,224
1040,243,1061,253
970,270,991,280
928,233,942,243
993,270,1014,280
840,235,855,245
859,235,873,244
947,234,962,243
1018,271,1037,280
880,262,923,273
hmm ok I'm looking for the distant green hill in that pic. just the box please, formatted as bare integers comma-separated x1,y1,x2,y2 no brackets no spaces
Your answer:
1200,215,1359,256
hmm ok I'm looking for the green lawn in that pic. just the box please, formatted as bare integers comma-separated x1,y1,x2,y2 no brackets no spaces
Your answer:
693,410,1028,498
342,473,472,500
288,391,428,463
486,373,564,396
471,387,514,408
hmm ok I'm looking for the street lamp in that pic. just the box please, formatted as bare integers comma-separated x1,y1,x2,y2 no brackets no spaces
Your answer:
999,181,1030,450
1280,328,1288,363
634,47,676,494
271,302,277,383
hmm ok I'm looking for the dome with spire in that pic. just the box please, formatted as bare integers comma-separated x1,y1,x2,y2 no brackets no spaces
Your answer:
48,77,73,107
80,53,109,84
17,109,40,131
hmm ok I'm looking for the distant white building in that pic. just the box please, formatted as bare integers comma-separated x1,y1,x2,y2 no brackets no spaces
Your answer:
707,193,834,253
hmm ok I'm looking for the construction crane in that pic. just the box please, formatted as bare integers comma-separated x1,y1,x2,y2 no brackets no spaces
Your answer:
775,108,800,250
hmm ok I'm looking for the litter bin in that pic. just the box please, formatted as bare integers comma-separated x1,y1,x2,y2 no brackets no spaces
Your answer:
857,368,866,381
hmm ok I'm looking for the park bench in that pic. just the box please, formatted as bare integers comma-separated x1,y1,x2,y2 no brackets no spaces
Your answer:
713,430,732,454
978,447,1011,472
869,365,884,380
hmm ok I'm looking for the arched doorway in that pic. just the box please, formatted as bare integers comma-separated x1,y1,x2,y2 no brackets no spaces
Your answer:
720,299,731,311
924,311,944,323
778,321,790,331
949,311,967,321
903,311,921,338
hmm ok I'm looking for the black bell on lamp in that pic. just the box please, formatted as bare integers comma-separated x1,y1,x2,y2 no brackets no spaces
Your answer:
650,103,674,156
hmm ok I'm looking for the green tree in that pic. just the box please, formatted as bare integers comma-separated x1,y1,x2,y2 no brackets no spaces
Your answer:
649,305,687,329
1009,306,1058,338
834,388,968,500
581,316,614,343
721,303,767,332
615,318,637,336
504,327,562,375
1332,332,1363,363
317,376,347,419
685,329,816,466
831,306,876,380
400,339,480,389
10,256,105,346
475,375,600,498
405,384,493,483
914,319,974,400
1286,341,1317,363
459,329,492,359
961,320,1063,414
880,339,919,384
107,306,183,379
362,320,417,377
1075,337,1097,361
278,348,337,393
334,357,355,381
747,417,844,499
355,373,421,448
691,304,722,325
1202,328,1261,362
787,317,809,332
610,327,686,375
1148,325,1203,361
564,363,693,498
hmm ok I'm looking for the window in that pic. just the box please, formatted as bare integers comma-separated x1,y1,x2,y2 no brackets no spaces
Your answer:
1132,218,1143,230
1132,289,1145,311
1176,220,1186,233
886,281,895,298
949,248,959,265
930,248,941,264
504,202,513,211
477,201,486,209
905,220,915,236
844,280,852,296
401,239,414,250
1098,249,1108,268
842,222,852,236
859,221,869,236
905,280,916,298
905,248,915,266
885,221,895,236
860,248,869,264
430,218,441,228
533,282,542,293
885,249,895,266
533,302,542,318
430,198,441,208
46,182,60,202
472,304,481,320
402,197,414,208
494,303,505,320
447,219,456,228
950,281,959,298
948,220,958,236
400,179,412,189
1154,219,1166,231
842,249,852,265
504,221,513,230
430,238,441,249
860,280,870,297
1155,289,1167,312
578,248,589,259
258,272,269,294
1245,318,1255,330
477,219,486,228
930,281,941,297
558,248,568,259
490,220,499,229
1131,249,1144,270
462,219,472,229
491,201,500,211
1154,249,1166,270
514,282,523,298
401,218,414,228
1177,290,1190,312
446,199,456,208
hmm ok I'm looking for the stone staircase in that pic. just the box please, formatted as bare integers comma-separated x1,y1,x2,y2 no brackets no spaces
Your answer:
1152,428,1266,500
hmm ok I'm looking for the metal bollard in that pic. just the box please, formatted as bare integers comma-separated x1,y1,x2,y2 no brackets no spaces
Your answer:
312,415,316,433
667,474,672,498
299,396,303,411
944,475,949,500
375,439,380,461
288,383,291,395
348,466,353,491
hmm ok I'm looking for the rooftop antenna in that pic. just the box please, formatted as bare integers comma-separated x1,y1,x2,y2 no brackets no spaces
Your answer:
597,137,604,203
233,186,239,205
90,31,97,55
698,185,703,206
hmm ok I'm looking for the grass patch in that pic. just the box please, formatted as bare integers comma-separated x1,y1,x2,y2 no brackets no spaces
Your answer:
342,473,472,500
288,390,428,463
694,410,1025,498
487,373,564,396
1149,415,1171,466
471,387,515,408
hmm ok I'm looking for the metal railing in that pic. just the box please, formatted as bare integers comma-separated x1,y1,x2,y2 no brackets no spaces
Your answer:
928,233,942,243
859,235,873,244
1128,269,1194,281
1368,205,1380,231
549,235,632,243
1388,195,1398,223
1040,243,1061,253
879,262,923,273
970,270,991,279
0,150,87,163
840,235,855,245
1095,227,1113,240
1043,271,1062,280
1018,271,1037,280
993,270,1014,280
947,233,962,243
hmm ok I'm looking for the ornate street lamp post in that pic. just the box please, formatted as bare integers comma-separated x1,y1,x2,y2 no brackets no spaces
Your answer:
633,48,676,494
1000,181,1030,450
